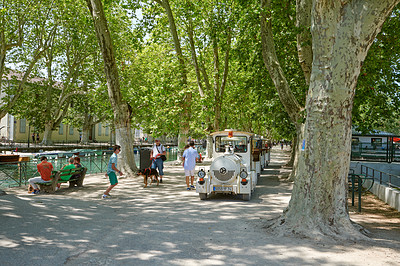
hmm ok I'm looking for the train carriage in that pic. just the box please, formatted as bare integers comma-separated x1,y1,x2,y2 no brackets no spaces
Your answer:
196,129,269,201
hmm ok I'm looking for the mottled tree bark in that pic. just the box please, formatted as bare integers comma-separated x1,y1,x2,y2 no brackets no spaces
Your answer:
269,0,399,240
87,0,137,175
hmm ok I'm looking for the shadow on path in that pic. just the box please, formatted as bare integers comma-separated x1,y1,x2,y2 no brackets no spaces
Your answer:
0,146,399,265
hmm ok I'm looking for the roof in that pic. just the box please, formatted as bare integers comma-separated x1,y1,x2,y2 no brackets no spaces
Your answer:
352,128,395,136
2,69,62,87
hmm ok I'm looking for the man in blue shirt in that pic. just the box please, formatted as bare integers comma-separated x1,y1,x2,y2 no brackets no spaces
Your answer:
182,141,199,190
103,145,123,199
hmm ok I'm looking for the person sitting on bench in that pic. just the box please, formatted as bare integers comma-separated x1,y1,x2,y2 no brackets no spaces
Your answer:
28,156,53,194
57,157,76,190
69,157,82,182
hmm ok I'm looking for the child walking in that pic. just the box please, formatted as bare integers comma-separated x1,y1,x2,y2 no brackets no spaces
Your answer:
103,145,123,199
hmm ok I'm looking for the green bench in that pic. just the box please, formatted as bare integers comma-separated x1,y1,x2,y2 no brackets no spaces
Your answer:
35,167,87,193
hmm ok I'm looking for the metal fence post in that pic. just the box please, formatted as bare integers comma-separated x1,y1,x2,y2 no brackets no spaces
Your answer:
358,175,362,212
351,174,355,206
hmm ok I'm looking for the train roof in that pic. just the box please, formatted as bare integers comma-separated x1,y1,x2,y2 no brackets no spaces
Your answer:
210,130,255,137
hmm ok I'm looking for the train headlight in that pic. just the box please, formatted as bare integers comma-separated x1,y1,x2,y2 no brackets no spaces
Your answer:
198,169,206,184
198,169,206,179
240,169,248,185
239,169,248,179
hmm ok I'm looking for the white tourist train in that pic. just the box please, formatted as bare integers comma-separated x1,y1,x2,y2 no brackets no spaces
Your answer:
196,129,270,201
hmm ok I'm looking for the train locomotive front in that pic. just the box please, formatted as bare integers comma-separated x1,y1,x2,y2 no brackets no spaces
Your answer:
196,130,259,201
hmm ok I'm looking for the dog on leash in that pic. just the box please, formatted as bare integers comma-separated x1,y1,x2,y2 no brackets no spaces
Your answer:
137,168,159,188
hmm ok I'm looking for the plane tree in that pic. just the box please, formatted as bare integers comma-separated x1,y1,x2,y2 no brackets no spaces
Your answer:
352,6,400,135
86,0,139,175
262,0,400,240
133,0,244,155
24,1,98,145
0,0,57,119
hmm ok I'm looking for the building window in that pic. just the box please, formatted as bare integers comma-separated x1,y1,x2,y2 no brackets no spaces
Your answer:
105,126,109,136
135,129,141,138
98,123,102,136
69,126,74,135
59,124,64,135
19,119,26,133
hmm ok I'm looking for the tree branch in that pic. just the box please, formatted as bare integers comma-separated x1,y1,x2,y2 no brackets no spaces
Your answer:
260,0,302,124
296,0,312,85
220,27,232,100
187,18,204,97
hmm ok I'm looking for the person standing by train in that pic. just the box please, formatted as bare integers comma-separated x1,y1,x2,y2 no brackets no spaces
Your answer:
150,138,166,183
182,141,199,190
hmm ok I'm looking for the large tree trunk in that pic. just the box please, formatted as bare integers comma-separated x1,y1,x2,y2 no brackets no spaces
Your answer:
286,136,296,168
155,0,191,152
80,113,95,144
287,124,304,181
80,118,92,145
178,91,191,151
41,122,54,146
87,0,137,176
115,123,137,175
206,135,213,159
269,0,399,240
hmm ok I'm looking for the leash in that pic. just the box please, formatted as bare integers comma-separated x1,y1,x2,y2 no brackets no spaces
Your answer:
147,157,157,169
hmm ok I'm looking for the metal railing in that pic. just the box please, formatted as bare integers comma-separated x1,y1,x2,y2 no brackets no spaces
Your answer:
0,161,29,187
361,165,400,189
348,169,375,212
351,135,400,163
0,148,180,188
0,155,112,188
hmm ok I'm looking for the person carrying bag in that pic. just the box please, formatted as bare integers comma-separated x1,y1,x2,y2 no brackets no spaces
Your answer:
150,138,167,183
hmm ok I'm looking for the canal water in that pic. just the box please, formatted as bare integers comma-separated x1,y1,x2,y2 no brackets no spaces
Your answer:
0,147,192,188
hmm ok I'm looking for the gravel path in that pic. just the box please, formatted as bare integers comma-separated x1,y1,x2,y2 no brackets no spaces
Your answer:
0,147,399,265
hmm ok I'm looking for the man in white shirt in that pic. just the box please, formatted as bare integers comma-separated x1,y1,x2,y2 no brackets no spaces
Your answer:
182,141,199,190
150,138,166,183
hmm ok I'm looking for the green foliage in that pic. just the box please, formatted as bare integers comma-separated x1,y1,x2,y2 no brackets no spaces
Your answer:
353,7,400,135
3,0,399,143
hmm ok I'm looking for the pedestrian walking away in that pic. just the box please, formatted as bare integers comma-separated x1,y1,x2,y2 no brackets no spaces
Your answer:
182,141,199,190
103,145,123,199
150,138,166,183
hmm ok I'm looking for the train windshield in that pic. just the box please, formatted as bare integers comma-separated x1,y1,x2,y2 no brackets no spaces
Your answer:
215,136,248,153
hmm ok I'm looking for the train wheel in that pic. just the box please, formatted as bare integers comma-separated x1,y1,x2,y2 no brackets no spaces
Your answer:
199,193,207,200
242,194,250,201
